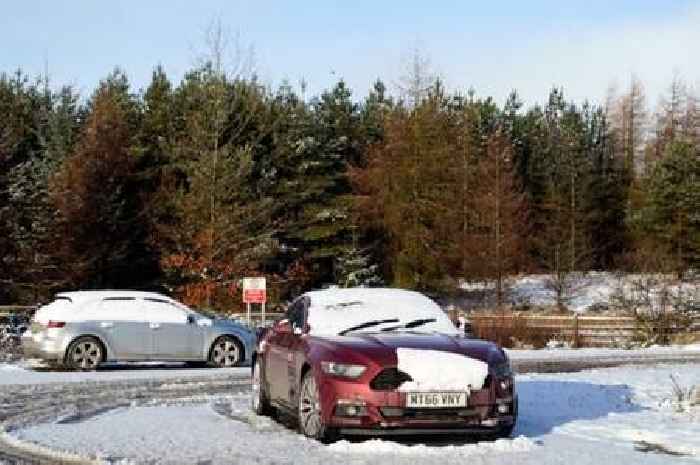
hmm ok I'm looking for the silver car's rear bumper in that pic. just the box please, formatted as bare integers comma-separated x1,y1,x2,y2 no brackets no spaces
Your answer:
21,335,63,361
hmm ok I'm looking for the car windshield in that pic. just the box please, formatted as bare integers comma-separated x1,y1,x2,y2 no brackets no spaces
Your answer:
305,289,460,337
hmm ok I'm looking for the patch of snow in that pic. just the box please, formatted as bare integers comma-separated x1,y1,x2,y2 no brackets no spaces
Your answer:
396,348,488,391
460,272,699,313
305,288,459,336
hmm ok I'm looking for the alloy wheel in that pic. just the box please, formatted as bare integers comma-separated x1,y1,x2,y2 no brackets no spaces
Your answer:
299,373,323,438
211,337,241,367
70,339,102,370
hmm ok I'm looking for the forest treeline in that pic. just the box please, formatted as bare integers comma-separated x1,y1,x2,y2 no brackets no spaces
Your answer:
0,60,698,310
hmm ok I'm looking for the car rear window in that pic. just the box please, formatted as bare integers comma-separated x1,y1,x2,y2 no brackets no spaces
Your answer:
33,297,75,323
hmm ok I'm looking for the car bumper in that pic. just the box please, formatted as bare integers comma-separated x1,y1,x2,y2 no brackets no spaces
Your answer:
339,419,515,436
319,375,516,433
21,335,64,361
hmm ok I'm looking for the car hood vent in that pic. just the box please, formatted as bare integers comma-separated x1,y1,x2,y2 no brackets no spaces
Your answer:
370,368,413,390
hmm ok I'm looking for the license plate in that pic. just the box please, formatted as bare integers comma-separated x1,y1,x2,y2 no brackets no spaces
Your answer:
405,391,468,408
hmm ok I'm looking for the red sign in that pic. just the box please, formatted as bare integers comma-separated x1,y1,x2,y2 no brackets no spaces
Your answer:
243,289,266,304
242,277,266,304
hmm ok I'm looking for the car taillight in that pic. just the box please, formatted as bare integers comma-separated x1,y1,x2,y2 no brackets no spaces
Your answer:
47,321,65,328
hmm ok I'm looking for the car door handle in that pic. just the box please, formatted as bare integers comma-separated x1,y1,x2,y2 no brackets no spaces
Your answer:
100,322,114,329
149,323,161,330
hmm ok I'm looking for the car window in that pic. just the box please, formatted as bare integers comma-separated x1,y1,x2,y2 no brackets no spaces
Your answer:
140,300,188,324
286,299,306,330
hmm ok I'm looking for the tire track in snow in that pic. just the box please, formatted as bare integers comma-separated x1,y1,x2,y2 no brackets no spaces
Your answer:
0,373,252,464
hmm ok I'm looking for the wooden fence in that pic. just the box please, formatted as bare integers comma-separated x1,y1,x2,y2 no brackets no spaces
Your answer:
467,313,700,347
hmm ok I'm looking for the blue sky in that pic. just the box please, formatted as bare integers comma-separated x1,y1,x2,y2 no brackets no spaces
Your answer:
2,1,698,106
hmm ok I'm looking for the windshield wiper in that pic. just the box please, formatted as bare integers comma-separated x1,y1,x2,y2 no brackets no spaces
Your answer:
338,318,399,336
380,318,437,332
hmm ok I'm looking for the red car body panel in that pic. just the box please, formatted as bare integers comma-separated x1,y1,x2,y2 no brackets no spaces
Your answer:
258,315,516,436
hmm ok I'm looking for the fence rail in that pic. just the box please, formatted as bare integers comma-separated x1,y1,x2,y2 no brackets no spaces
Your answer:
467,313,700,347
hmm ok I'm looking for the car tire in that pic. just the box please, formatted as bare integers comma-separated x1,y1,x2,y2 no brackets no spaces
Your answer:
208,336,243,368
251,359,274,416
298,371,337,442
65,336,104,371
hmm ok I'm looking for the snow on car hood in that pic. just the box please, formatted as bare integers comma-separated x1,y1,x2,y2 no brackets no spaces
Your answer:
396,348,488,392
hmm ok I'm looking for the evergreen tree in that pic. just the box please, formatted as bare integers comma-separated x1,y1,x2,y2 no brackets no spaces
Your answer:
642,141,699,276
0,71,44,302
7,84,82,300
274,81,362,289
155,66,275,310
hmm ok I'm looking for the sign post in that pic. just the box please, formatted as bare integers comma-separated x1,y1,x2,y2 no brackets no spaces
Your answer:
242,277,267,326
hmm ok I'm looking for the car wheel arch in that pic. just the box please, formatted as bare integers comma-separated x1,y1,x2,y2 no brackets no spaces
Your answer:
300,361,312,381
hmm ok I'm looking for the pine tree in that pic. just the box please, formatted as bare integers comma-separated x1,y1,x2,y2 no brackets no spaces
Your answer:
8,83,81,299
643,141,700,276
50,70,157,289
273,81,362,288
0,71,44,302
335,227,383,288
156,66,275,310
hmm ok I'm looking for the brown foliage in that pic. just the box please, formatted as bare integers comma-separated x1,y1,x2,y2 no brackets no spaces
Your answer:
49,84,146,288
462,129,528,305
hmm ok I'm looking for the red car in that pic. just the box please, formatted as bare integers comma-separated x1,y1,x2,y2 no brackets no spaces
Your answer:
252,288,517,441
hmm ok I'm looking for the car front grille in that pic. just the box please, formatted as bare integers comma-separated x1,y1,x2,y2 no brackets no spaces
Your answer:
380,407,479,420
370,368,413,390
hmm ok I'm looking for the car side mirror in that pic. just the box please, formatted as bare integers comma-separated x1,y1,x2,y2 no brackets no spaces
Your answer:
187,315,196,324
276,319,292,334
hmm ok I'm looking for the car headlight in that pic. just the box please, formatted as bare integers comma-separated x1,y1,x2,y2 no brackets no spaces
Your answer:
492,360,513,378
321,361,367,379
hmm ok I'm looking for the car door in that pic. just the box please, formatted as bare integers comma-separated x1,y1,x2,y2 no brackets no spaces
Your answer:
89,298,151,360
141,299,202,360
283,298,308,406
266,298,305,404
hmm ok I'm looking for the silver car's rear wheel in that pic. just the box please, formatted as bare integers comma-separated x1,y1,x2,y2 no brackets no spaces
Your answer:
209,336,242,367
66,337,103,371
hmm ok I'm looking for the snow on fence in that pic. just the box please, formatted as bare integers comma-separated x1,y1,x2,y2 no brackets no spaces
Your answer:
467,313,700,347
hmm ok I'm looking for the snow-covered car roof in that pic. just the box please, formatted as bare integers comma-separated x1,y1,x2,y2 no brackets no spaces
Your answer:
304,288,459,336
54,290,179,306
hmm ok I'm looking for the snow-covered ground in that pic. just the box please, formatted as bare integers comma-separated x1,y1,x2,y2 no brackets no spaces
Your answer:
459,271,699,313
7,363,700,464
0,360,249,385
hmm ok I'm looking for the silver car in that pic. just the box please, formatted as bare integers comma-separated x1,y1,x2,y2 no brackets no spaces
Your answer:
22,290,255,370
